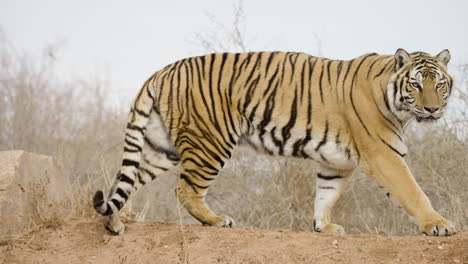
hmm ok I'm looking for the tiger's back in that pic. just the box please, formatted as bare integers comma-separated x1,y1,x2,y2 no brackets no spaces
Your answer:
153,52,378,169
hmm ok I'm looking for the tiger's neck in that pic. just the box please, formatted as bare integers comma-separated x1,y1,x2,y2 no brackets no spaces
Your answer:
385,73,415,130
370,58,414,133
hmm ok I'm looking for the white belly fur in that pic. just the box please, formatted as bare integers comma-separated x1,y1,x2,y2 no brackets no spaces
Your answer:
244,130,357,171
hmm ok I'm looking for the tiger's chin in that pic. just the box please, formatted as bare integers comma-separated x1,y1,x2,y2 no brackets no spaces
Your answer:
415,115,439,123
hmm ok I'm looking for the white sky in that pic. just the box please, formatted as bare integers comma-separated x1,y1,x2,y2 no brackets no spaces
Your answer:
1,0,467,106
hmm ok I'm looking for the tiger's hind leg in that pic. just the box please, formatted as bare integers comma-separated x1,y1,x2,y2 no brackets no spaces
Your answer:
313,165,355,235
175,130,237,227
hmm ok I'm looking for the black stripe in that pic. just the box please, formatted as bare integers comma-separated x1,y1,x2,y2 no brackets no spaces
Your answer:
187,109,231,160
335,130,341,146
373,96,403,141
318,186,335,190
271,127,283,148
317,173,343,180
124,138,142,152
258,68,280,132
141,168,157,180
217,54,237,146
374,58,394,79
335,61,343,88
124,145,140,153
110,198,122,210
133,107,150,118
288,53,296,84
300,59,306,98
380,137,405,157
177,134,216,165
122,159,140,168
125,133,139,141
281,92,298,142
318,60,325,103
228,53,240,97
102,204,113,216
315,120,328,151
146,80,155,101
194,57,214,124
233,52,254,84
300,129,312,158
265,52,277,72
180,173,208,191
225,55,241,136
350,54,377,137
366,57,380,79
116,188,129,200
182,156,218,173
341,59,355,101
137,171,146,185
143,157,169,171
181,118,229,165
127,123,145,134
320,154,329,163
118,174,135,185
345,147,351,160
186,169,216,181
208,53,221,132
327,60,332,86
262,64,280,96
199,55,206,76
307,59,317,125
243,76,260,116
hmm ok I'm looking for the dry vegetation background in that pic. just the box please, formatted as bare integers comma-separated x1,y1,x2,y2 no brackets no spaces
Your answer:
0,3,466,237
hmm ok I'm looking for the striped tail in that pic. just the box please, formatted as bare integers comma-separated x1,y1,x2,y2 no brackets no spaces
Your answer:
93,76,157,216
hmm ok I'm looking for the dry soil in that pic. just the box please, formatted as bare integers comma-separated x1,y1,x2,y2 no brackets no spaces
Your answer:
1,217,467,264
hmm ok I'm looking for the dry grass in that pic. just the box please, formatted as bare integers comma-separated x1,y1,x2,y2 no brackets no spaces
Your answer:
0,32,466,239
0,176,65,249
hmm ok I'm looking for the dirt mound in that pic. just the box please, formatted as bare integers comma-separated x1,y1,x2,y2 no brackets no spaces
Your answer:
1,217,467,264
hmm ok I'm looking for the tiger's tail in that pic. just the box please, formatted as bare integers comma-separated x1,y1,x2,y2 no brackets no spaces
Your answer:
93,77,157,216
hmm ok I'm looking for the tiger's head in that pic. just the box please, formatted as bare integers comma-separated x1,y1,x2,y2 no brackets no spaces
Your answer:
391,49,453,122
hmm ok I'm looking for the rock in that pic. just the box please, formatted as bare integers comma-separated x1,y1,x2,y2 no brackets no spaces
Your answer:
0,150,71,235
332,239,338,248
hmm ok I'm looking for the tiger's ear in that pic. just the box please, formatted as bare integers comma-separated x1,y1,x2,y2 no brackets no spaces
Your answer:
435,49,451,66
394,48,411,70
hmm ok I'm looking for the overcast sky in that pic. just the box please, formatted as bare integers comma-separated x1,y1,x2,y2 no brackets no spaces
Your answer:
1,0,467,106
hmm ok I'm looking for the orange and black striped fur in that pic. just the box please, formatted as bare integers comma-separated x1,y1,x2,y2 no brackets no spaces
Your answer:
93,49,456,236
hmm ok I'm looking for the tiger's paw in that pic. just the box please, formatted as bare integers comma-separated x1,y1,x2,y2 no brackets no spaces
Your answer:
315,223,346,235
104,215,125,235
203,215,235,228
420,218,456,236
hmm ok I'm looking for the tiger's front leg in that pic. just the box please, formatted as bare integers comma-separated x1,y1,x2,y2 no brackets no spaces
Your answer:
313,165,355,235
361,149,456,236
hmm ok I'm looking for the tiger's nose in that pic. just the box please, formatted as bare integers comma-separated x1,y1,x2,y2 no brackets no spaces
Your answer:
424,106,439,113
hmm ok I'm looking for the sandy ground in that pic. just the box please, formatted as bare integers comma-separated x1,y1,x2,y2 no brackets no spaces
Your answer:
1,217,467,264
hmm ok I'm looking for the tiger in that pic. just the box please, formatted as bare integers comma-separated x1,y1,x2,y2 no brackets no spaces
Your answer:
93,48,456,236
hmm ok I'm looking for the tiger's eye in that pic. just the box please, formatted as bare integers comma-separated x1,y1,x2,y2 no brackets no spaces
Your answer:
410,82,421,90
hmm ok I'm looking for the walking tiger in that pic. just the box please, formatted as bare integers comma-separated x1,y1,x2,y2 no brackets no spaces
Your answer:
93,49,456,236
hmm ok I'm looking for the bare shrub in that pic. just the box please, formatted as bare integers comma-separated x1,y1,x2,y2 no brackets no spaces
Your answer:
0,33,126,224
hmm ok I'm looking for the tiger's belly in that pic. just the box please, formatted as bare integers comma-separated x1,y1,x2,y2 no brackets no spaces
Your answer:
244,129,357,170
